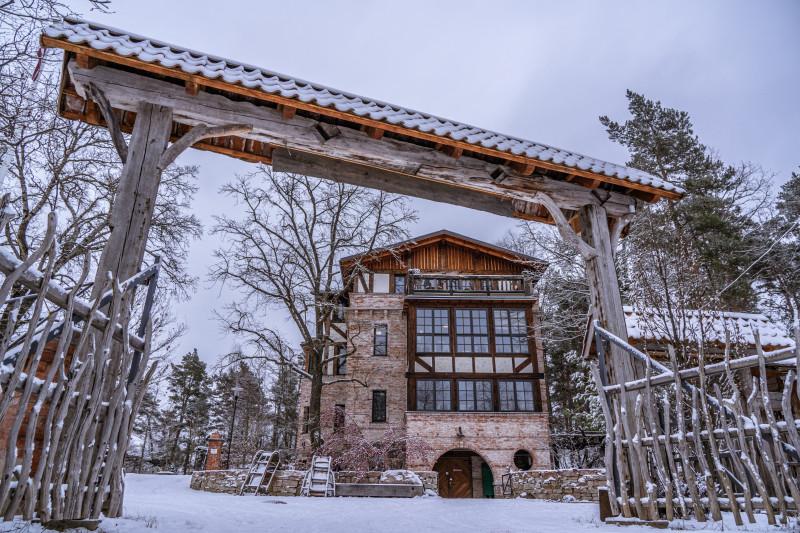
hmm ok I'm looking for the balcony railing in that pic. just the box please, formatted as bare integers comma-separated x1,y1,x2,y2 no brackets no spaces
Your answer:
407,274,532,297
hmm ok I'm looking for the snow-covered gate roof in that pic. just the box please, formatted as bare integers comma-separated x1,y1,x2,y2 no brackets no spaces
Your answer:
41,18,684,217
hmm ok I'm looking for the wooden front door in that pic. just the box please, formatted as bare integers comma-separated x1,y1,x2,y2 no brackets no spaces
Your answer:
435,457,472,498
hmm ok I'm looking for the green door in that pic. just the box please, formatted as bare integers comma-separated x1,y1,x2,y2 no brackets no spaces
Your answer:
481,463,494,498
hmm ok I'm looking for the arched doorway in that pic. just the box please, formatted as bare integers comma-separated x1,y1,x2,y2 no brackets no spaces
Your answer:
433,449,494,499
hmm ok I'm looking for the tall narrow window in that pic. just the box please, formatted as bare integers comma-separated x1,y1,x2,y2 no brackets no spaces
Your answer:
416,308,450,353
494,309,529,353
416,379,451,411
334,404,346,428
302,407,309,434
372,390,387,422
394,274,406,294
336,345,347,375
373,325,388,356
457,380,493,411
455,309,489,353
498,380,535,411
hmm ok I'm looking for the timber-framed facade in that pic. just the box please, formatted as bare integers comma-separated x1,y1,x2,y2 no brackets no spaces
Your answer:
296,230,552,498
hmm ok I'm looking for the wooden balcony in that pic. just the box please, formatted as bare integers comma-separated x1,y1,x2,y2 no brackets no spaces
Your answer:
407,274,532,297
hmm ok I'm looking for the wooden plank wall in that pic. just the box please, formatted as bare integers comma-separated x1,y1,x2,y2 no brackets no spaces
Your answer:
364,242,526,275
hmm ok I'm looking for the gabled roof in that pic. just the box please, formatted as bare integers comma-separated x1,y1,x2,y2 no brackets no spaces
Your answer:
340,229,547,271
624,306,795,351
42,18,684,203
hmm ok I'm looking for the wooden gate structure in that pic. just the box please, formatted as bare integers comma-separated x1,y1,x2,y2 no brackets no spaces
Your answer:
1,17,685,522
592,322,800,525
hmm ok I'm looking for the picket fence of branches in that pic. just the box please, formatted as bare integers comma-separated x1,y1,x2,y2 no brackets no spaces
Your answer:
592,321,800,526
0,196,159,523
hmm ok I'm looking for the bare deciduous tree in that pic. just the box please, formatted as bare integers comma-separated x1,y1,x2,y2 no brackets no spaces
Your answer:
210,167,415,447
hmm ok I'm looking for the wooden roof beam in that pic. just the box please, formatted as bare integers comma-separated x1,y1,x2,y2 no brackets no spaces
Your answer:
510,161,538,176
66,60,641,219
45,35,681,202
185,80,201,96
441,145,463,159
365,126,384,140
277,104,297,120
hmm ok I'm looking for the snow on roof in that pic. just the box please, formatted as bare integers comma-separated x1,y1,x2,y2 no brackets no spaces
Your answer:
43,18,684,197
624,306,795,350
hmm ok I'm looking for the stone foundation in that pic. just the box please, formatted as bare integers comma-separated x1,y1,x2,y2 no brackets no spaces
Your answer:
502,468,605,501
190,469,437,496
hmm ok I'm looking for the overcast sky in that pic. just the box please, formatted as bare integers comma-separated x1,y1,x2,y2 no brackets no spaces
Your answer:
71,1,800,366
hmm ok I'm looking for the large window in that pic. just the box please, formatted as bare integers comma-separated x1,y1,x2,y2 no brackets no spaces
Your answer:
372,390,387,422
457,380,493,411
499,380,535,411
374,324,388,356
494,309,529,354
416,309,450,353
416,379,451,411
455,309,489,353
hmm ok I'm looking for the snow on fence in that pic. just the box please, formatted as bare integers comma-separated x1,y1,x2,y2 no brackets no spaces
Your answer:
0,196,158,523
591,321,800,526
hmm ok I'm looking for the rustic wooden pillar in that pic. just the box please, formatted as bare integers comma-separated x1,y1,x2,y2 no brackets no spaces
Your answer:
578,204,636,387
91,102,173,299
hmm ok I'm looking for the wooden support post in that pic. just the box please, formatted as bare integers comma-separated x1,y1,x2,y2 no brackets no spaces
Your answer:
578,204,635,387
91,102,173,300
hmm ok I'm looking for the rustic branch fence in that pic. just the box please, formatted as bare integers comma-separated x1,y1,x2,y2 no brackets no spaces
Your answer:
592,321,800,526
0,195,159,523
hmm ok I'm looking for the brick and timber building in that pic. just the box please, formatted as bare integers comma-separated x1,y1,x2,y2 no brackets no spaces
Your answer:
297,230,553,498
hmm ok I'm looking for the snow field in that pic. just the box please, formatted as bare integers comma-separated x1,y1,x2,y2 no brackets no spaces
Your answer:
0,474,796,532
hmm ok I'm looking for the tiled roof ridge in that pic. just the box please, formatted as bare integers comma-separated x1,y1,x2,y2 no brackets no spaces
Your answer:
44,18,685,196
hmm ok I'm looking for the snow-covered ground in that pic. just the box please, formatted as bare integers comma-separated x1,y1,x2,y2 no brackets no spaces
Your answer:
1,474,797,532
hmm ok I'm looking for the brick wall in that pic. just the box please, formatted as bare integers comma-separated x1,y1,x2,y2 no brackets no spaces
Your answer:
190,469,437,495
502,468,605,501
296,294,408,459
404,411,552,486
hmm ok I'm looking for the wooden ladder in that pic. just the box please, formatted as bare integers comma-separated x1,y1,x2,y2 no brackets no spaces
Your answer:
301,455,335,497
239,450,280,496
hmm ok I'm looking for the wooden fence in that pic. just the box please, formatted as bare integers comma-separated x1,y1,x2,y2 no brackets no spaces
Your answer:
592,321,800,526
0,196,158,523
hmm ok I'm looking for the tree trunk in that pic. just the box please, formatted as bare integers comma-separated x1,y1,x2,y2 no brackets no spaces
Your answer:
309,347,324,449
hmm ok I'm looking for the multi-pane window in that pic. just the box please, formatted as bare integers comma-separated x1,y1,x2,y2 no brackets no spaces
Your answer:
372,390,387,422
457,380,493,411
494,309,529,353
498,380,535,411
416,379,451,411
416,309,450,353
394,274,406,294
374,325,388,356
455,309,489,353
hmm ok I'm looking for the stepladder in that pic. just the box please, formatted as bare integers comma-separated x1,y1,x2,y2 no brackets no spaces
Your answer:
301,456,335,497
239,450,281,496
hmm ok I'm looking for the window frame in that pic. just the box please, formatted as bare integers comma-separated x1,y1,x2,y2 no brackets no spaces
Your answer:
493,309,530,354
457,379,493,411
416,379,452,411
372,390,387,422
394,274,406,294
334,404,346,429
373,324,388,356
498,380,536,412
454,308,490,354
415,308,451,354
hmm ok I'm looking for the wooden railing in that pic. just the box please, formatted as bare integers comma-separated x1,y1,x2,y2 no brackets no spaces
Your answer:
592,321,800,526
407,274,532,297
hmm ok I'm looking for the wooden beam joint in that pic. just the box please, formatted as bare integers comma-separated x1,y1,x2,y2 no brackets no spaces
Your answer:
510,161,538,176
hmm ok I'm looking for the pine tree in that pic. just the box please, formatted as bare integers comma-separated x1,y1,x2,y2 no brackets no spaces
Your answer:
166,349,210,473
601,91,772,363
269,363,300,457
209,361,272,468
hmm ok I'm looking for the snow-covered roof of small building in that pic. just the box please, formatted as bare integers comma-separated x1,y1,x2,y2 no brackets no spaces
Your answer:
624,306,795,350
42,18,684,199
